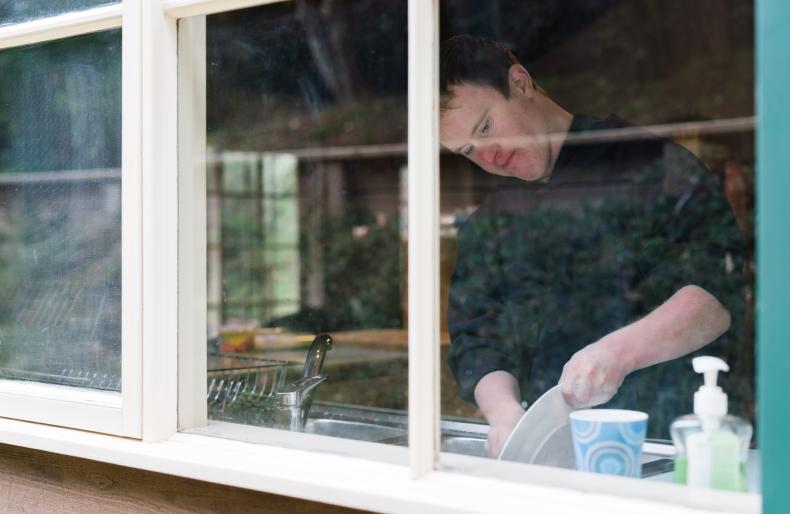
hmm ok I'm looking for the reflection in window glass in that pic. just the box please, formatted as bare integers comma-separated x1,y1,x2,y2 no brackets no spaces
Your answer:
204,1,408,440
439,0,756,488
0,1,117,27
0,30,122,391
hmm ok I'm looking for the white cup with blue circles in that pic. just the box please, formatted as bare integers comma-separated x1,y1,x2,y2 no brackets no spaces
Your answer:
569,409,648,478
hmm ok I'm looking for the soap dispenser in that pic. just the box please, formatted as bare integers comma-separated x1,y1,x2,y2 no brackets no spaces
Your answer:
670,356,752,491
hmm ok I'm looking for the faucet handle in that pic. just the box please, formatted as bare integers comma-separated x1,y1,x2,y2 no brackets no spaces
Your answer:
275,374,327,406
291,374,326,392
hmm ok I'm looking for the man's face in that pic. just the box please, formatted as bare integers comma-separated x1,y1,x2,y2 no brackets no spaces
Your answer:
440,72,555,182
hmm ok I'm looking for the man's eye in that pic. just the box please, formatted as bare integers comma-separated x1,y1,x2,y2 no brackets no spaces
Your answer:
463,145,474,156
480,119,491,135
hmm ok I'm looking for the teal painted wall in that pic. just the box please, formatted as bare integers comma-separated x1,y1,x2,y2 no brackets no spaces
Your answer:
757,1,790,512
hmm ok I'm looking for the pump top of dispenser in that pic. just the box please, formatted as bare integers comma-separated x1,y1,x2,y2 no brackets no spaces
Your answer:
692,356,729,418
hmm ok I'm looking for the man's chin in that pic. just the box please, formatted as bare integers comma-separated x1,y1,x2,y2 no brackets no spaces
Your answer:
512,168,547,183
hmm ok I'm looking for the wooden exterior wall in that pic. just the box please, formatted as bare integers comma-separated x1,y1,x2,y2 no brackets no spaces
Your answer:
0,443,369,514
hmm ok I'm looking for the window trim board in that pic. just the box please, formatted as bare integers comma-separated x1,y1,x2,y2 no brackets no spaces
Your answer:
0,3,122,50
756,1,790,513
0,416,750,514
162,0,289,19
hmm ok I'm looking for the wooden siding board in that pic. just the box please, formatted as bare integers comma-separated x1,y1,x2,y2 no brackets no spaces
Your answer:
0,443,370,514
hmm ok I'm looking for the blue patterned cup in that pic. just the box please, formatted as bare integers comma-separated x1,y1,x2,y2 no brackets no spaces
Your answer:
569,409,648,478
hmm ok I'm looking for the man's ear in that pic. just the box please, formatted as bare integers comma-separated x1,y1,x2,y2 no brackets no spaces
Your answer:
508,65,534,99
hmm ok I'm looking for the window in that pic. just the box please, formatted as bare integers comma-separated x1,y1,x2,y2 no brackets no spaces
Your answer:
178,1,411,447
437,1,757,489
0,1,787,513
0,3,139,436
175,1,766,509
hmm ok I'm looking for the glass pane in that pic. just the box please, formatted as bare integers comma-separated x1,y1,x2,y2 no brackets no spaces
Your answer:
439,0,757,492
0,1,118,27
201,1,408,442
0,30,122,391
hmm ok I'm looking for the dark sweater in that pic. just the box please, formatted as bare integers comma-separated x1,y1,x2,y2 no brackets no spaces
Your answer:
446,114,746,437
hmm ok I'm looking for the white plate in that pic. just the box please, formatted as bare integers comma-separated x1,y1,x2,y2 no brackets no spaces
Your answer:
497,385,576,468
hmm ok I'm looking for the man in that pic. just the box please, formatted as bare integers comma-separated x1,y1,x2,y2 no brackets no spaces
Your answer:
440,36,745,457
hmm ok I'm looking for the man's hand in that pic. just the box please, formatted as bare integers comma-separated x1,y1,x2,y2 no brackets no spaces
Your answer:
484,402,525,458
559,340,630,408
473,370,525,457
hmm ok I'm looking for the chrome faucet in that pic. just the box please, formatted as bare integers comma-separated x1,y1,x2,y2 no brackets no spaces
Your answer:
274,333,333,431
301,333,333,381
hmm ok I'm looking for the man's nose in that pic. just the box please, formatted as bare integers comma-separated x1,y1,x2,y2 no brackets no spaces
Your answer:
478,144,501,167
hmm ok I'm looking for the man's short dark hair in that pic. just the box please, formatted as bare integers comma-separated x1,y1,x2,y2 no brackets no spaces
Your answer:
440,35,520,112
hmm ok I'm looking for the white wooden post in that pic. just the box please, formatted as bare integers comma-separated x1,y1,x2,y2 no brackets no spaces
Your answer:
407,0,441,478
140,0,180,442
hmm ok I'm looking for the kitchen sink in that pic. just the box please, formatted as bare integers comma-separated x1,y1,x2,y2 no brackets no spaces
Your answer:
307,403,489,450
303,403,676,479
440,435,487,457
305,416,488,456
304,418,407,442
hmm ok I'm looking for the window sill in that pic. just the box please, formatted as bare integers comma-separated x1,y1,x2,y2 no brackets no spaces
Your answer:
0,416,760,514
0,381,131,435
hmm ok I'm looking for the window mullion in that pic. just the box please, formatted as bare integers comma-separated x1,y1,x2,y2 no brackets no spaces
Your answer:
177,15,209,431
139,0,180,442
407,0,440,478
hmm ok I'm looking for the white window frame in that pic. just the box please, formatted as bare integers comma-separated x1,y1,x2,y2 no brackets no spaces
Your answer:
0,1,764,513
0,3,141,438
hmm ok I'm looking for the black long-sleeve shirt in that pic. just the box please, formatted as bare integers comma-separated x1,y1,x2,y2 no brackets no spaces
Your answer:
446,114,746,436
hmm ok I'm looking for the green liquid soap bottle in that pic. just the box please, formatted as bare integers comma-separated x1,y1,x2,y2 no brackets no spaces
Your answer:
669,356,752,491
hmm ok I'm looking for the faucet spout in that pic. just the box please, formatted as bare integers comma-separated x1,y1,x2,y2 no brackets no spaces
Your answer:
302,333,334,380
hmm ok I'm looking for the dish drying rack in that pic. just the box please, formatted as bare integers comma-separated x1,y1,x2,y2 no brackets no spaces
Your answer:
0,367,123,390
0,353,290,421
206,353,289,420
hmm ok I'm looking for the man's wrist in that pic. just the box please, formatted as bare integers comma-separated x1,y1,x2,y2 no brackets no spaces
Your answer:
486,400,525,427
597,327,640,375
474,370,524,426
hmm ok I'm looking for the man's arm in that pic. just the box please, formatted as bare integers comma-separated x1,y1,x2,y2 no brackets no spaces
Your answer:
446,207,528,457
559,284,731,407
446,207,523,404
474,284,730,455
474,370,525,457
559,139,745,409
